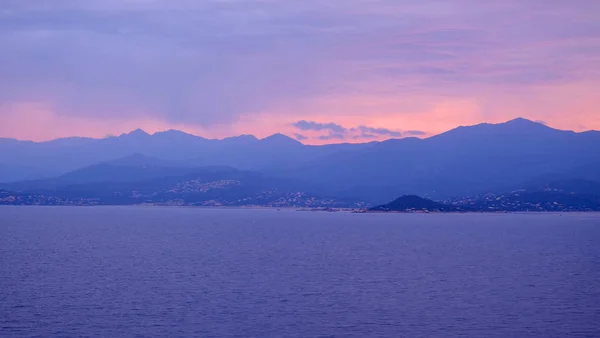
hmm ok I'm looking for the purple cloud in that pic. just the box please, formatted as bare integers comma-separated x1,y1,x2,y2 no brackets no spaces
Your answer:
292,121,347,133
354,133,378,139
293,133,308,141
357,126,402,137
318,133,346,141
404,130,426,136
1,0,599,135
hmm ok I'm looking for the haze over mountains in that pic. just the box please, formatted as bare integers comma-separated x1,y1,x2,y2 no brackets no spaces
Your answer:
1,118,599,206
0,128,374,181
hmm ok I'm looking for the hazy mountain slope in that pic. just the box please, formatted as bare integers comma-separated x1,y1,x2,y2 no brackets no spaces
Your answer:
271,119,600,200
0,131,344,181
0,165,361,207
0,163,60,182
1,154,216,192
2,118,599,203
0,130,211,179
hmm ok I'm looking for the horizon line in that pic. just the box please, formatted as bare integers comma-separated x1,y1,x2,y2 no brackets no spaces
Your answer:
1,117,596,145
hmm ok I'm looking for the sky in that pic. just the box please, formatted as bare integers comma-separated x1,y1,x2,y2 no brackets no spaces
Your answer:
1,0,599,144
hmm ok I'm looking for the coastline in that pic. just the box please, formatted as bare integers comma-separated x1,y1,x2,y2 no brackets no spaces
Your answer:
2,204,600,214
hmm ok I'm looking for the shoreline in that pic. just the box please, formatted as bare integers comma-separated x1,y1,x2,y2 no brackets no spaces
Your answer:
1,204,600,214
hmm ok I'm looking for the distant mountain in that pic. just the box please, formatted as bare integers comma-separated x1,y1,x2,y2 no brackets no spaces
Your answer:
5,152,600,210
444,176,600,211
520,178,600,195
271,118,600,201
1,154,201,192
0,163,59,182
507,191,600,211
1,118,599,204
561,161,600,182
375,178,600,212
0,164,363,208
107,153,169,167
450,190,600,212
0,131,314,182
261,133,304,147
370,195,457,212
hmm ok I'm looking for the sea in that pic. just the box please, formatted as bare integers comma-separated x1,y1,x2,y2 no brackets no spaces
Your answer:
1,206,599,337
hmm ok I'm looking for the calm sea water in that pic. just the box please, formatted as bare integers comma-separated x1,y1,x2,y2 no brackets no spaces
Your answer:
1,206,599,337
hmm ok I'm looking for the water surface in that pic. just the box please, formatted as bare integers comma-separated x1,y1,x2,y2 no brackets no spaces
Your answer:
1,207,599,337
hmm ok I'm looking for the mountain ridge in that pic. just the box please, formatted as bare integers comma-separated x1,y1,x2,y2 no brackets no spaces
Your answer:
1,118,599,202
3,117,596,145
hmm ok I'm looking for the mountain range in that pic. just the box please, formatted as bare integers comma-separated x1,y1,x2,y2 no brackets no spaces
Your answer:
1,118,599,207
0,129,372,182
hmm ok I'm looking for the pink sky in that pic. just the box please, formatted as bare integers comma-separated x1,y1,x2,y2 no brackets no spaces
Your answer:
2,85,598,145
1,1,599,144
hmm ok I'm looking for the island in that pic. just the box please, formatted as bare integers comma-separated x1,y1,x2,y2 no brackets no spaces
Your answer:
369,195,459,213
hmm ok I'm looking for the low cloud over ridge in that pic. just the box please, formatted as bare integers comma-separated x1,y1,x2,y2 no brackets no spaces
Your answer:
318,133,346,141
291,120,421,141
404,130,426,136
291,121,347,133
357,126,402,137
293,133,308,141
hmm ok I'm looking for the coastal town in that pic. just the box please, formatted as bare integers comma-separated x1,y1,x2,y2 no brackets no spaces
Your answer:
2,188,598,212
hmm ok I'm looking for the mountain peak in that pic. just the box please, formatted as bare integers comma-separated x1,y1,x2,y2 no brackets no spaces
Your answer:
498,117,558,133
261,133,302,146
123,128,150,137
155,129,190,136
507,117,533,123
433,117,559,140
504,117,547,127
152,129,207,141
262,133,293,140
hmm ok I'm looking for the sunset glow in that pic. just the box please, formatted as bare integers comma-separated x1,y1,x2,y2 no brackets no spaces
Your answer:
1,1,599,144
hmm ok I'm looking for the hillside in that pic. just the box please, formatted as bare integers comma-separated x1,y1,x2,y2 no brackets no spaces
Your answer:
0,163,362,208
0,154,200,191
447,178,600,211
